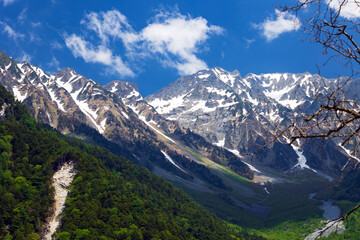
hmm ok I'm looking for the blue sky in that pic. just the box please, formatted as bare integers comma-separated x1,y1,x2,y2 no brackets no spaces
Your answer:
0,0,355,96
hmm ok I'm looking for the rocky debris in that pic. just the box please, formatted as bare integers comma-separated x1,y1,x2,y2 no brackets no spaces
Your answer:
42,162,76,240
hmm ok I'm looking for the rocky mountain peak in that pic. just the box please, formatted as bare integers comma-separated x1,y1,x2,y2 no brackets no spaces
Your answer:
0,51,16,71
146,67,354,174
104,80,142,101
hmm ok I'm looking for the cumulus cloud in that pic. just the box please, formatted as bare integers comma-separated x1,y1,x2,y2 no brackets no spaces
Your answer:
0,22,24,40
65,9,223,77
2,0,16,7
257,9,300,41
65,34,134,77
136,10,224,75
326,0,360,19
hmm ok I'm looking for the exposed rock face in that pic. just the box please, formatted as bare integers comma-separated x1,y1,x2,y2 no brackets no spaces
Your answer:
146,67,352,174
43,162,76,240
0,51,253,189
104,80,253,179
305,221,345,240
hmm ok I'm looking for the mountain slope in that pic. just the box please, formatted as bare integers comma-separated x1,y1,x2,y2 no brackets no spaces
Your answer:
104,80,253,178
0,85,265,240
0,50,253,195
146,67,350,175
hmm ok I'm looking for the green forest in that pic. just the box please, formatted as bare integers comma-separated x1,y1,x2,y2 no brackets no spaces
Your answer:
1,83,360,240
0,85,267,239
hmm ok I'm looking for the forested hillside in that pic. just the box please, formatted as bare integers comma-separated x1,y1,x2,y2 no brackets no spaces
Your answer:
0,85,265,239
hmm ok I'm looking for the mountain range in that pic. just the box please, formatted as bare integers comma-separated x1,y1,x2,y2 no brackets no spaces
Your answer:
146,67,354,174
0,84,266,240
1,50,360,234
0,51,253,191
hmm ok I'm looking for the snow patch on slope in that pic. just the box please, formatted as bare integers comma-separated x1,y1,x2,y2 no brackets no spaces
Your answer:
225,148,261,173
126,90,141,99
339,145,360,162
149,93,188,114
100,118,107,133
110,82,118,93
278,99,304,109
12,86,27,102
205,87,232,97
121,111,129,119
161,150,187,172
291,144,315,171
214,137,225,147
138,115,176,143
48,88,66,112
56,78,104,133
212,68,237,87
198,74,211,79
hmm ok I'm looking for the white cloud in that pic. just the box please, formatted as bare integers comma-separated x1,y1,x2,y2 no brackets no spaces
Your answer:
31,22,41,28
29,32,41,42
65,9,223,77
18,8,27,23
19,52,31,62
244,38,255,48
2,0,16,7
326,0,360,19
65,34,134,77
257,9,301,41
136,10,224,75
0,22,24,40
51,41,63,50
48,56,60,71
81,10,137,46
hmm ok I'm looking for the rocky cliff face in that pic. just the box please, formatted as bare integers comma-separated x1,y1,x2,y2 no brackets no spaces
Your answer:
146,67,352,174
0,51,253,190
103,79,253,178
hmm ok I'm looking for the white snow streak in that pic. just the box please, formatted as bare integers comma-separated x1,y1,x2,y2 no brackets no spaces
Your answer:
100,118,107,133
56,79,103,133
5,62,11,70
339,145,360,162
198,74,211,79
139,115,175,143
212,68,237,87
205,87,232,97
110,82,118,93
126,90,141,99
161,150,187,172
48,88,66,112
149,93,187,114
246,92,259,105
121,111,129,119
214,137,225,147
225,148,261,173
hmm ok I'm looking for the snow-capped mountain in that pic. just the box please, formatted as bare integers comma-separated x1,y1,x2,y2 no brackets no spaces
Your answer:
146,67,350,174
0,51,253,189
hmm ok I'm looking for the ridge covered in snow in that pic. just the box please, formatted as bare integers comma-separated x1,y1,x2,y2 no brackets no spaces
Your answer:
146,67,350,174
